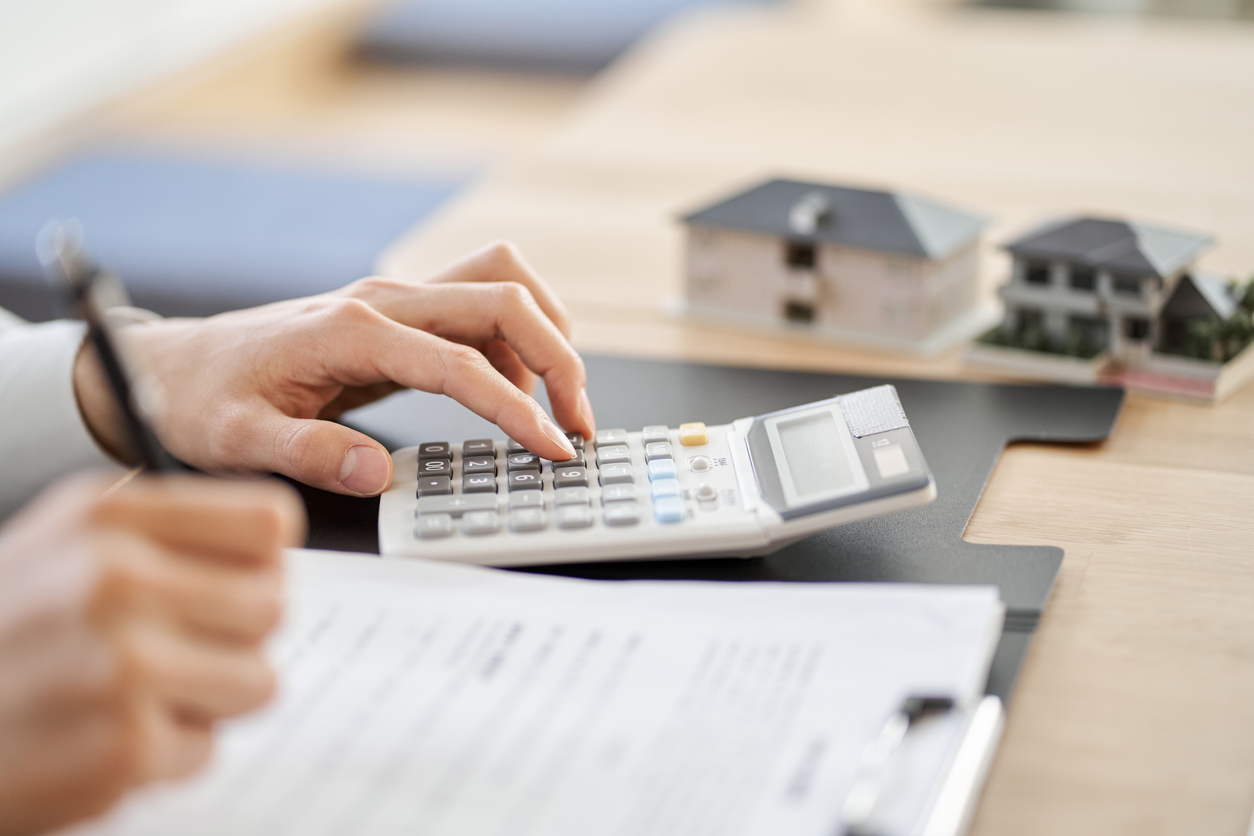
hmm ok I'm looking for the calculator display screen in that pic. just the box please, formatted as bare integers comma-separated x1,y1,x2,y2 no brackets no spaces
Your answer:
776,412,858,497
761,404,869,513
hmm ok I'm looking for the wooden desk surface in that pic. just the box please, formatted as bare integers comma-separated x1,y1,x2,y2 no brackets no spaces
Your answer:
85,2,1254,833
375,6,1254,834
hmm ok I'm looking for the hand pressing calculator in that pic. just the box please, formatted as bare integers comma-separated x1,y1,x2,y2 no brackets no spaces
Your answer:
378,385,935,566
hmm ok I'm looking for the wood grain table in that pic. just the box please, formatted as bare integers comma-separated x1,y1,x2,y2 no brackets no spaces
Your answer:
376,5,1254,834
74,2,1254,833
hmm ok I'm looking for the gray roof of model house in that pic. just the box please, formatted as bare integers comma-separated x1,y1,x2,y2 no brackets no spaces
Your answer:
681,179,987,260
1161,271,1239,321
1005,217,1213,279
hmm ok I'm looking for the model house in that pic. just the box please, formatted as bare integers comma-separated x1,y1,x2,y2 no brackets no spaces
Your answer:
681,178,989,353
997,216,1214,360
975,214,1254,402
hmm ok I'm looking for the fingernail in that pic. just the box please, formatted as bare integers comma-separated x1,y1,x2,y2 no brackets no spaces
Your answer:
579,387,596,433
542,419,577,460
339,445,390,495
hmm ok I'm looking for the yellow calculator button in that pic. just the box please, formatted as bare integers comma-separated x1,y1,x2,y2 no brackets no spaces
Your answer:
678,422,708,446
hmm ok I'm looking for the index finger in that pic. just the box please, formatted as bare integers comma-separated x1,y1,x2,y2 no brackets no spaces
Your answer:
92,475,305,564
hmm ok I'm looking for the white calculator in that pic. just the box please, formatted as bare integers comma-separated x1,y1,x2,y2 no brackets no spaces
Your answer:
378,385,935,567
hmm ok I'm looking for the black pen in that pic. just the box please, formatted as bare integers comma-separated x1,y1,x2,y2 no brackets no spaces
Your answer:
39,220,181,473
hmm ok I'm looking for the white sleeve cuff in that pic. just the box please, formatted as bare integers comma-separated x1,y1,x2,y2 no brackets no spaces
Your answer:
0,320,123,520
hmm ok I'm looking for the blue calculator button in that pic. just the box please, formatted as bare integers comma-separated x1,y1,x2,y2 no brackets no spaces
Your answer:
653,496,685,524
651,478,681,499
647,458,677,481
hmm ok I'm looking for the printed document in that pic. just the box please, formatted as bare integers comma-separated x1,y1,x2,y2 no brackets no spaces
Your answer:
74,549,1004,836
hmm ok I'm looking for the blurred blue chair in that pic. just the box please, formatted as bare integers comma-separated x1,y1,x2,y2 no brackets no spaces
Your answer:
358,0,780,74
0,150,467,321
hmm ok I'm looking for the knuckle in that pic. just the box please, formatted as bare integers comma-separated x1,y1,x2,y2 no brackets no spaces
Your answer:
484,239,522,268
324,297,377,327
272,420,322,474
495,281,536,311
442,342,490,375
345,275,402,300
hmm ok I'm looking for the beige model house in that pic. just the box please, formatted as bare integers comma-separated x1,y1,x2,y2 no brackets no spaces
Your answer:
681,178,989,353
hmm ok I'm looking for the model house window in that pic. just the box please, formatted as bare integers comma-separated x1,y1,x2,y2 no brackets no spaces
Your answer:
785,240,817,269
1123,317,1151,340
783,300,816,323
1016,307,1044,335
1112,274,1142,296
1024,260,1050,286
1069,267,1096,292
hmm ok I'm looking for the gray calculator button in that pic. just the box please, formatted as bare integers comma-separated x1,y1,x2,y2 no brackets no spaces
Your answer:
603,504,640,527
417,493,497,516
508,508,547,533
462,439,495,457
462,456,497,475
594,429,628,448
596,445,631,466
506,438,526,453
418,442,450,461
598,463,634,485
548,450,585,468
509,490,545,509
556,504,594,530
415,513,453,539
600,484,636,504
417,475,451,497
553,466,589,489
507,452,541,472
462,510,501,536
644,441,673,462
419,458,452,479
642,425,669,445
554,486,590,506
462,473,498,494
565,432,586,451
508,471,543,492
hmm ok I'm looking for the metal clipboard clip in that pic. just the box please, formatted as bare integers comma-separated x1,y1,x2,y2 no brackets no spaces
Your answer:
839,694,1005,836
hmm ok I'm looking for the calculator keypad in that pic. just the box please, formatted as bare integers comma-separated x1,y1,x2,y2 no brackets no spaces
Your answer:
413,424,694,542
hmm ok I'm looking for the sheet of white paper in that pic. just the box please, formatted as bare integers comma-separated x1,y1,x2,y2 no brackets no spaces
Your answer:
72,549,1004,836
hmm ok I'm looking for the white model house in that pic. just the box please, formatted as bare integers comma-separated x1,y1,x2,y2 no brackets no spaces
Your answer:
998,216,1215,361
681,178,989,353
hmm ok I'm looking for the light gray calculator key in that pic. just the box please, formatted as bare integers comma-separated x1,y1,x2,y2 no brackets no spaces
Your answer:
603,504,640,527
594,429,628,448
554,486,590,506
508,508,546,533
415,513,453,539
509,491,545,509
596,445,630,466
598,463,634,485
600,484,636,504
556,505,594,529
644,441,673,462
642,425,669,444
416,493,498,516
462,510,501,536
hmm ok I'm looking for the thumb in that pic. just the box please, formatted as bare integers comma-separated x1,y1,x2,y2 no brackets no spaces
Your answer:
262,416,393,497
